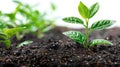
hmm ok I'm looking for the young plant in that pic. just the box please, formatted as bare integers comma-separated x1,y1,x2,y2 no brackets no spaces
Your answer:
63,1,115,48
14,1,56,38
0,0,56,39
0,27,24,48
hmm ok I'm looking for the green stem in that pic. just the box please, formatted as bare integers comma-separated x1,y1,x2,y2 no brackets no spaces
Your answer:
16,32,21,40
37,30,44,38
12,4,22,26
85,18,89,48
88,28,93,37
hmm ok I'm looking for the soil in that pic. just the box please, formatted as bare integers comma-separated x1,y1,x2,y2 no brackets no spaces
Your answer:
0,27,120,67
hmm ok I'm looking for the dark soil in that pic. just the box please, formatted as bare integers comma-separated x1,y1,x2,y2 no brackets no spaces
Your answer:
0,27,120,67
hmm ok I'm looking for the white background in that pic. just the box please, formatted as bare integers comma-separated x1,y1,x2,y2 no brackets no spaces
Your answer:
0,0,120,28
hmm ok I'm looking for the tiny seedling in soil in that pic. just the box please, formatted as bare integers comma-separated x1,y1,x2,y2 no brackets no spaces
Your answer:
63,1,115,48
0,1,56,48
0,27,24,48
0,0,56,39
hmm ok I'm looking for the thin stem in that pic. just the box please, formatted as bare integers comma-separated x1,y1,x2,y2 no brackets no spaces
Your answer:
37,30,44,38
89,29,93,34
16,32,21,40
85,18,89,48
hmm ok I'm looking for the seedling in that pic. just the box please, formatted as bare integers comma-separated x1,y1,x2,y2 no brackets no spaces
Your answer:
14,1,55,38
0,27,24,48
0,1,56,48
0,0,56,39
63,1,115,48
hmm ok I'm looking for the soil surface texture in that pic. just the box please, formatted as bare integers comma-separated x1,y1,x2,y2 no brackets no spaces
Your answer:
0,27,120,67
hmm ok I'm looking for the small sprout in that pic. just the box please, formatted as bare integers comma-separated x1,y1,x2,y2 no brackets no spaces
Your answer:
3,27,23,38
16,40,33,48
0,27,24,48
0,33,10,48
0,0,55,39
63,1,115,48
0,1,56,48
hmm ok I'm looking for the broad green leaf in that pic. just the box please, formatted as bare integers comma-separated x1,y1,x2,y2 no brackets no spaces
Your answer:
3,27,24,38
89,2,99,18
63,17,84,24
91,20,115,30
78,1,89,18
17,40,33,48
63,31,86,44
90,39,112,47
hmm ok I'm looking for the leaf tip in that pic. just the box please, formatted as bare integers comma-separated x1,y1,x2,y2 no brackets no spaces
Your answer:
96,2,99,5
62,18,65,21
62,31,67,35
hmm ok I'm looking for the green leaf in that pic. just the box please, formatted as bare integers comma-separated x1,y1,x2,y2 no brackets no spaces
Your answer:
78,1,89,18
4,13,16,21
90,39,112,47
5,40,11,49
0,11,2,15
63,31,86,44
0,22,7,28
63,17,84,24
13,3,22,15
13,0,22,4
89,2,99,18
17,40,33,48
3,27,24,38
91,20,115,30
0,33,10,49
0,33,8,40
51,3,56,11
